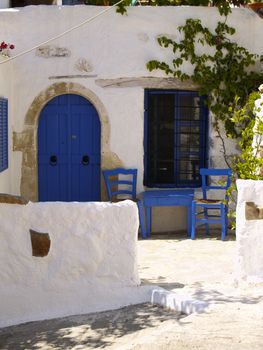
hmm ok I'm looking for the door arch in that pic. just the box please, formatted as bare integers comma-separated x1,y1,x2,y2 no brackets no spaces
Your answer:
38,94,101,201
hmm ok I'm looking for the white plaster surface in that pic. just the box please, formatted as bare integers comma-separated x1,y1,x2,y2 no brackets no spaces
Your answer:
0,200,151,328
0,6,262,231
151,287,209,315
0,1,10,9
236,179,263,282
0,199,208,328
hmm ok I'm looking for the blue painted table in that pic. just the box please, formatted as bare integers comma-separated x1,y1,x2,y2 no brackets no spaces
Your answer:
140,189,195,238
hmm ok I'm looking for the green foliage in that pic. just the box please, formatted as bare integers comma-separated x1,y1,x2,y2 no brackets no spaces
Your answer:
227,91,263,226
116,0,250,16
115,0,132,14
146,16,263,228
230,91,263,180
147,19,263,138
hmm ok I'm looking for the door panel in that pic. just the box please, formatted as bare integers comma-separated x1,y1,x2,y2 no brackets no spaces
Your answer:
38,94,101,202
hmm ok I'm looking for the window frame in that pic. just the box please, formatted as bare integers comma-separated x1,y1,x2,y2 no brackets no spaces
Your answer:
0,97,8,173
144,89,208,188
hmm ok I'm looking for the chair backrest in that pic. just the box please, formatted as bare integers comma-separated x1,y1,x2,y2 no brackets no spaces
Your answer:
103,168,137,201
200,168,232,200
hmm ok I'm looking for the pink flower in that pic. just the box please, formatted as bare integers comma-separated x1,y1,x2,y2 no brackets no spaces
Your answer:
0,41,15,56
0,41,7,49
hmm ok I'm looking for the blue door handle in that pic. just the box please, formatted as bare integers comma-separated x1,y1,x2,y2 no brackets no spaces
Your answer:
49,155,57,166
82,155,89,165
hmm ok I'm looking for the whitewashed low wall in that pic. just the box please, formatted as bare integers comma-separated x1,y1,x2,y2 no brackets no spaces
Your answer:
0,200,149,328
236,180,263,282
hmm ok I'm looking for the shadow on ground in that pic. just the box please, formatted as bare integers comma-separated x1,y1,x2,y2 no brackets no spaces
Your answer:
0,304,185,350
190,283,263,305
139,229,236,242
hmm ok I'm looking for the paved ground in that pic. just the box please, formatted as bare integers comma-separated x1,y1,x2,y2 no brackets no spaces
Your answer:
1,230,263,349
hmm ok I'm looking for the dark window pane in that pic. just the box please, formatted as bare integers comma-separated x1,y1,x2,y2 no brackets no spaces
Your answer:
178,107,200,120
147,93,174,184
144,90,208,187
11,1,57,5
176,94,200,107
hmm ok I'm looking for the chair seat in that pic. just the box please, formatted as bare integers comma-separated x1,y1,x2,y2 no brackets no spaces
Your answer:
195,199,223,204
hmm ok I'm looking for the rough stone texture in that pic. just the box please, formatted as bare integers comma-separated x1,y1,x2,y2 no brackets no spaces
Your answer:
30,229,51,257
0,200,143,328
36,45,71,58
95,76,198,89
245,201,263,220
74,58,93,73
49,74,97,79
0,193,28,204
236,180,263,282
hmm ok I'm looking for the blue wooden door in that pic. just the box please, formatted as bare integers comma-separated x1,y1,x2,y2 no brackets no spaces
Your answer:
38,94,101,202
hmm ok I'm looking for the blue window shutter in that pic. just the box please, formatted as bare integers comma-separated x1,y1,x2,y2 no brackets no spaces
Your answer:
0,98,8,172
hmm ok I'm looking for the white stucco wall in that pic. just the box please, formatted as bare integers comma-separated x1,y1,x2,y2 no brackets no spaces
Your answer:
0,6,262,232
236,180,263,283
0,200,153,328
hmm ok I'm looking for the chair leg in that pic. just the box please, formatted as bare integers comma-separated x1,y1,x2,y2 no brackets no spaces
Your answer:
137,200,146,239
220,203,226,241
191,201,196,240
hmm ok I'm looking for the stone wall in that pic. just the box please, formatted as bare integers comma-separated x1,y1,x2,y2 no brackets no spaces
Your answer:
0,200,148,328
236,180,263,283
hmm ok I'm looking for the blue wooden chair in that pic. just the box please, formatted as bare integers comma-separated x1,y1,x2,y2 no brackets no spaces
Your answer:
102,168,146,238
191,168,232,241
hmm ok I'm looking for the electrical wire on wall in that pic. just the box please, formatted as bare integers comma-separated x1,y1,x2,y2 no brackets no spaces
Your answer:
0,0,126,65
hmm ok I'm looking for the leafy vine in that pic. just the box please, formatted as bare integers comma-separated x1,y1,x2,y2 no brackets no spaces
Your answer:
147,19,263,141
227,89,263,224
146,17,263,226
116,0,251,16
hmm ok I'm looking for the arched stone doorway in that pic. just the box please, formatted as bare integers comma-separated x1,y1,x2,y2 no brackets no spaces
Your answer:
13,82,123,201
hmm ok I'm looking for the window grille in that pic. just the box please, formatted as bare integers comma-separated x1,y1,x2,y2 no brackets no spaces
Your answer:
144,90,208,187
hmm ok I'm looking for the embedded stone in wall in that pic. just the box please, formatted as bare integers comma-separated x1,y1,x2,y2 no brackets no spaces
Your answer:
0,193,28,205
137,32,149,42
245,201,263,220
30,229,51,257
36,45,71,58
95,76,198,89
75,58,93,73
